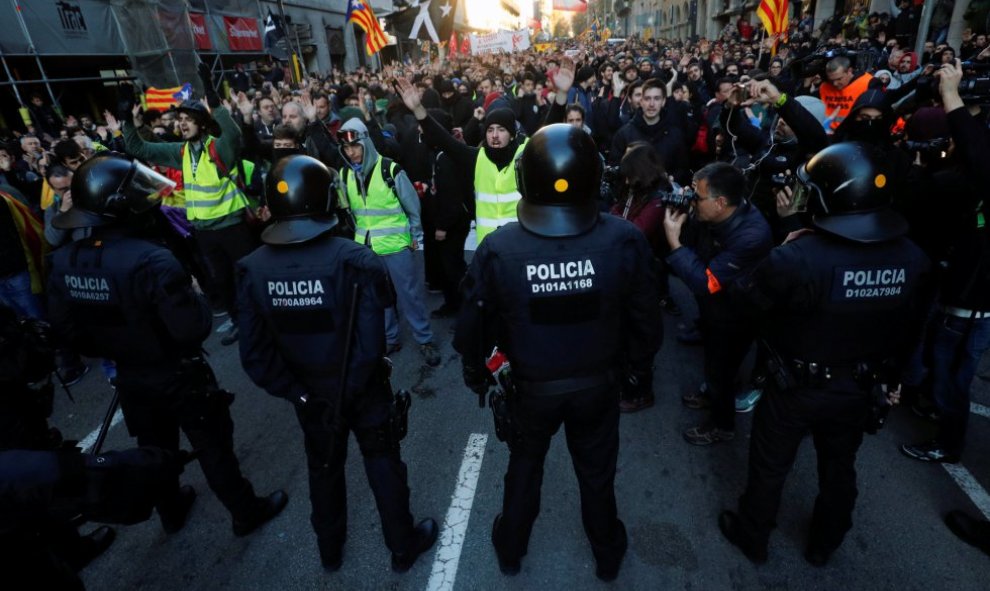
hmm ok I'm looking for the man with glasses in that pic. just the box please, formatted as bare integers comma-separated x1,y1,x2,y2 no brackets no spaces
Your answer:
663,163,773,445
818,56,874,133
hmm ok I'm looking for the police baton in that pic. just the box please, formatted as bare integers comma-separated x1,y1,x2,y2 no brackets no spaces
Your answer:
89,387,120,455
324,282,361,434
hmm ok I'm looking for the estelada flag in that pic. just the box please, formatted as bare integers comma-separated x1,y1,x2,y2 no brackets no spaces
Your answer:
146,83,193,110
756,0,789,38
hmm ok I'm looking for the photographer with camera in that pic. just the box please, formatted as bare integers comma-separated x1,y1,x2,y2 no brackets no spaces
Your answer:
900,59,990,466
664,162,773,445
740,80,830,235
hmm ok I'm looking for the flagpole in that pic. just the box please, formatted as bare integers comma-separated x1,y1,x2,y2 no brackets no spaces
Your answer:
757,27,766,64
276,0,302,82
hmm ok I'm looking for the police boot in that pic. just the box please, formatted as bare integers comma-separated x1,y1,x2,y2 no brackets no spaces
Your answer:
391,518,438,573
944,510,990,557
491,513,521,575
595,519,628,582
160,485,197,534
66,526,116,571
232,490,289,537
718,511,767,565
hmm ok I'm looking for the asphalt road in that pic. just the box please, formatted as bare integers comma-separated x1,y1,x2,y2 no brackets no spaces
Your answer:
52,280,990,591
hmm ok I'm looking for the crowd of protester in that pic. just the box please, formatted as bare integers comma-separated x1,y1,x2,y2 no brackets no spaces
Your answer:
1,3,990,556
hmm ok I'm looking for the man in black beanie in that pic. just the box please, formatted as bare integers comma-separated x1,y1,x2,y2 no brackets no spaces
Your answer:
396,79,527,246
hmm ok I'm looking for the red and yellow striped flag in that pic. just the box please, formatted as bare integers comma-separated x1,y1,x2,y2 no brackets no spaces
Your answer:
757,0,789,36
346,0,388,56
145,83,193,110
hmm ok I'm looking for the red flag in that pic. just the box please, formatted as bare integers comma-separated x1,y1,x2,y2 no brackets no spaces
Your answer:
461,35,470,55
449,31,458,56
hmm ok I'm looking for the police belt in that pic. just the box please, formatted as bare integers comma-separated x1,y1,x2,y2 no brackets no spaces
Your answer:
941,305,990,320
787,359,880,389
515,371,616,397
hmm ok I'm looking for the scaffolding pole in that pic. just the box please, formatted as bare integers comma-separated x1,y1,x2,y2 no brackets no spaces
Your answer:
10,0,59,111
0,50,23,104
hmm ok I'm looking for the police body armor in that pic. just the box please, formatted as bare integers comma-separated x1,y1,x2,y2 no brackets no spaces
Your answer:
238,233,390,402
51,236,199,367
474,216,641,394
762,233,928,366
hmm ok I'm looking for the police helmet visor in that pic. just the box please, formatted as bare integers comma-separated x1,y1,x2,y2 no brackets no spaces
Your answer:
339,129,366,145
122,161,176,212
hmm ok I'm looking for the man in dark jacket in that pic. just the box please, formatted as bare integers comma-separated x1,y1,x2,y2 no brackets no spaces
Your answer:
664,162,774,445
610,79,689,183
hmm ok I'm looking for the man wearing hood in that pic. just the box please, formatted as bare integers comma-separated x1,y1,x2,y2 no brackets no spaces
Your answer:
337,118,441,367
439,79,474,128
396,78,528,246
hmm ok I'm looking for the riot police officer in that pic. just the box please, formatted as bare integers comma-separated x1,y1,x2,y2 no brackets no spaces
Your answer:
718,142,930,566
454,124,663,581
235,155,437,572
47,155,288,538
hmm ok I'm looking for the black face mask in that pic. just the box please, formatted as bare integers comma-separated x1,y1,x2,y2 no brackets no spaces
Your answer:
848,118,888,144
272,146,303,162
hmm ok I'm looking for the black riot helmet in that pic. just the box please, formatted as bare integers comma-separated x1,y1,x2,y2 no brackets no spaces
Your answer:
794,141,907,243
262,155,337,245
53,155,175,229
515,123,602,237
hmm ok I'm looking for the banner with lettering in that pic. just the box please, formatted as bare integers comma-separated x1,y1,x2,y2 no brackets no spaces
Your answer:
468,29,531,55
223,16,262,51
189,12,211,50
0,0,125,55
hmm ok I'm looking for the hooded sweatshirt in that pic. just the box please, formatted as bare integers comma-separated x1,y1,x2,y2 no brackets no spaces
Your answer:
338,118,423,244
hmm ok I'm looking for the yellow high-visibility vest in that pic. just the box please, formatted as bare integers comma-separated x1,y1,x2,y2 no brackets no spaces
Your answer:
345,159,411,255
474,140,527,244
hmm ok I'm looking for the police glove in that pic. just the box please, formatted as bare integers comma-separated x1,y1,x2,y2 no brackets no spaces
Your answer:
463,364,492,396
198,62,222,109
82,447,191,525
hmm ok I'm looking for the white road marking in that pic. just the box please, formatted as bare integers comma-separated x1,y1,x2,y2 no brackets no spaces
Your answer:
942,463,990,521
78,408,125,453
969,402,990,420
426,433,489,591
216,318,234,333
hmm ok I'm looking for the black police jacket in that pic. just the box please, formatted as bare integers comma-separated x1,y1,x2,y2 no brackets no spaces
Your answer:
667,201,774,326
453,215,663,385
48,230,211,369
236,233,394,403
739,231,930,365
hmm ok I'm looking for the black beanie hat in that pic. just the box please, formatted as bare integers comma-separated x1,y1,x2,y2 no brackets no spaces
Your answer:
483,107,516,135
576,66,596,84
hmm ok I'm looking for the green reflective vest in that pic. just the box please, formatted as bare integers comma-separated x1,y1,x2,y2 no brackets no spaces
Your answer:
474,140,527,244
345,159,411,255
181,138,247,222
